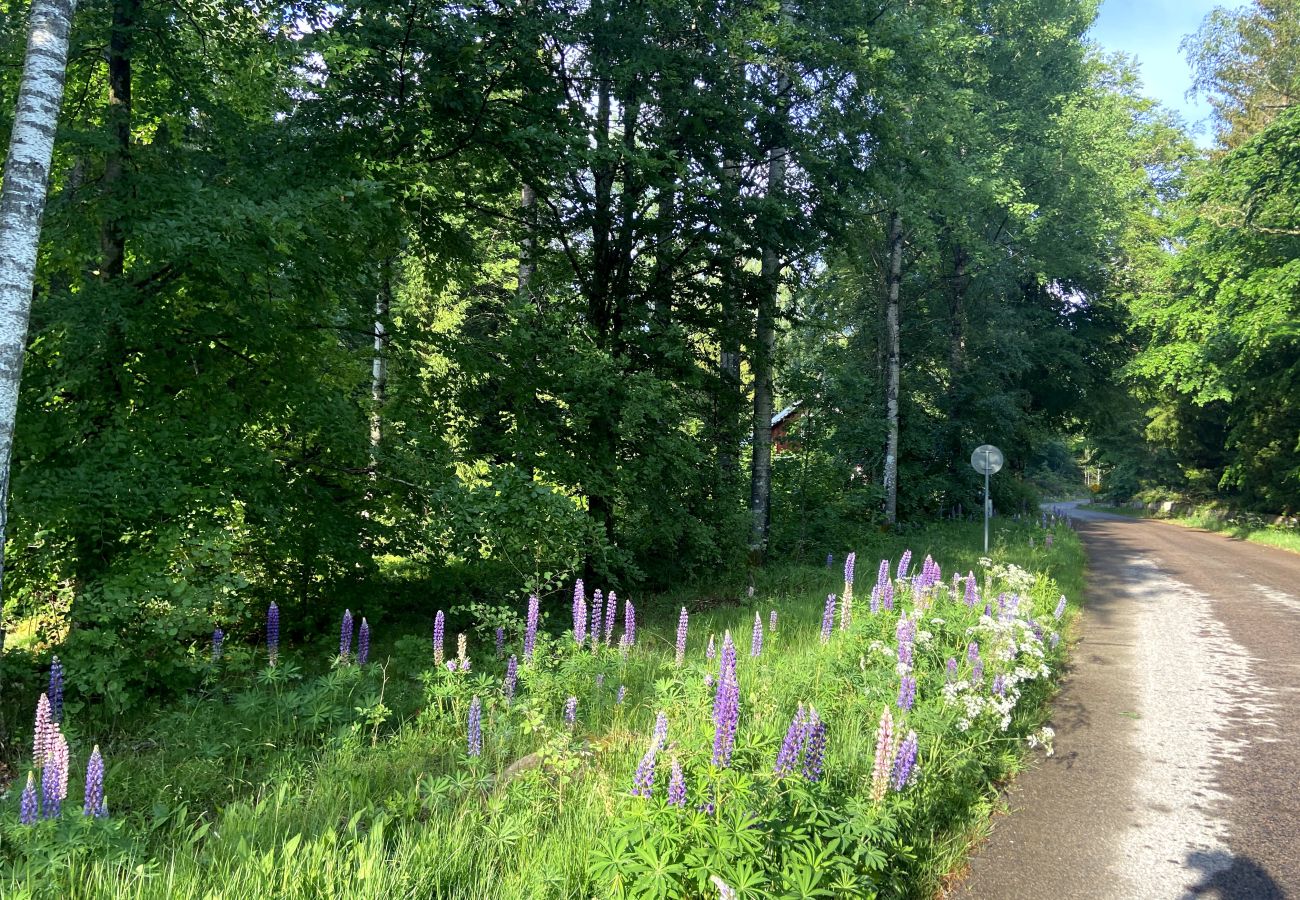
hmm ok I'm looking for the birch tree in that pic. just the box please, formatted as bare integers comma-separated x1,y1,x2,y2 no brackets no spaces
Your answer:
883,210,903,525
0,0,78,624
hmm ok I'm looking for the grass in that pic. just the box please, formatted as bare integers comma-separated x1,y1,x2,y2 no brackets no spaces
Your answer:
0,517,1084,899
1090,504,1300,555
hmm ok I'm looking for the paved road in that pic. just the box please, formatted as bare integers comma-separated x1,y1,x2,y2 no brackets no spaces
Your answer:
953,503,1300,900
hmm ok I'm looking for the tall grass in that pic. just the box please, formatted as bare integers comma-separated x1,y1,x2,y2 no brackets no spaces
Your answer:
1,517,1083,899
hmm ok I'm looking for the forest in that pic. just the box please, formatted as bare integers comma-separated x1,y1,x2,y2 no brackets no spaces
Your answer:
0,0,1295,896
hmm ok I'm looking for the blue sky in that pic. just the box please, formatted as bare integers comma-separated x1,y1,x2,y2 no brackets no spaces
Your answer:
1090,0,1220,142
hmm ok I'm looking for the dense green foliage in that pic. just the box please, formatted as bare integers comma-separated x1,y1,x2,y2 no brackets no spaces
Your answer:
0,518,1082,899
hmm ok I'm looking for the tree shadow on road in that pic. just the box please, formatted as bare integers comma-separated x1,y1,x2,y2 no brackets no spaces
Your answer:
1185,849,1284,899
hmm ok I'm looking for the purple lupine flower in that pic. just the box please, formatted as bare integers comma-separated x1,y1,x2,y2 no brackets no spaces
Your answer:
881,578,895,611
1050,632,1061,650
652,710,669,749
467,696,483,757
703,673,714,690
870,581,882,615
751,612,764,658
573,580,587,645
965,572,978,607
897,674,916,711
897,550,912,580
340,609,355,661
820,594,836,643
616,685,626,705
41,730,68,819
83,745,105,817
1054,594,1067,620
1031,620,1044,641
266,602,280,665
604,590,618,645
590,589,603,649
33,693,54,769
623,598,636,646
802,708,827,782
877,558,890,588
896,615,916,670
211,627,224,663
503,655,518,704
494,626,505,658
668,758,686,806
675,607,689,666
523,595,539,662
993,674,1006,697
826,553,834,569
774,705,808,777
564,696,578,726
706,634,716,661
711,632,739,767
892,730,918,791
19,772,38,825
769,609,777,633
357,618,370,665
632,743,658,798
947,658,958,679
434,610,446,667
972,657,984,682
1045,533,1054,549
47,656,64,724
844,551,856,587
967,641,980,664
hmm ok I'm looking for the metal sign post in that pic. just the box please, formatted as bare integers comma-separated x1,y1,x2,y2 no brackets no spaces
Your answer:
971,444,1004,554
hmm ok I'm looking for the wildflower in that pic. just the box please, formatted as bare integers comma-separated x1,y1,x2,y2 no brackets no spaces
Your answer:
1045,533,1054,549
820,593,837,643
972,657,984,683
711,875,738,900
993,674,1006,696
632,743,658,797
876,558,890,588
1050,632,1061,650
523,596,539,662
267,602,280,665
881,578,895,611
457,633,468,669
590,589,603,648
769,609,777,633
467,696,483,757
946,658,958,680
653,710,669,749
48,656,64,724
33,693,54,769
604,591,618,644
623,598,636,646
616,685,626,705
83,745,106,817
503,655,518,704
565,696,578,725
40,729,68,819
892,730,918,790
711,632,739,767
840,587,853,631
967,641,980,664
595,672,604,689
844,551,856,588
870,707,896,803
706,634,716,661
826,553,834,569
433,610,446,667
897,550,912,580
675,607,689,667
357,619,370,665
1054,594,1067,620
573,580,587,645
494,626,505,658
897,674,916,712
751,612,763,657
773,705,808,777
965,572,978,607
802,708,827,782
19,772,38,825
211,627,224,663
339,609,355,661
668,758,687,806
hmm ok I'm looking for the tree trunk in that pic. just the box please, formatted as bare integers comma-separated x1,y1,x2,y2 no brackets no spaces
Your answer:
370,262,391,455
100,0,138,279
883,210,903,526
716,159,743,494
0,0,79,727
517,182,536,301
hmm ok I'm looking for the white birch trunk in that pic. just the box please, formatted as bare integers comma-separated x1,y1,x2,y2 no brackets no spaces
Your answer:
883,210,903,525
0,0,78,621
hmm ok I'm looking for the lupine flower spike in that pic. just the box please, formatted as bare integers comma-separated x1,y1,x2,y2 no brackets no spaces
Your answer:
33,693,53,769
503,655,518,704
604,591,618,645
802,709,827,782
357,618,370,665
433,610,446,667
20,772,38,825
266,602,280,665
523,595,539,662
820,594,836,643
711,632,740,767
751,612,763,657
623,598,636,646
706,634,716,661
774,705,808,777
494,626,505,657
769,609,777,633
616,685,626,705
48,656,64,724
590,589,603,649
892,730,918,791
83,745,106,817
467,696,482,757
897,674,917,712
1054,594,1067,620
41,730,69,819
565,696,578,726
965,572,978,607
870,706,896,803
668,758,686,806
339,609,354,661
211,627,224,663
675,607,689,667
573,579,587,645
897,550,912,580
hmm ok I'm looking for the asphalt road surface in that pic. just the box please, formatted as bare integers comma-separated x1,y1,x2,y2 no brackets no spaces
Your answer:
954,502,1300,900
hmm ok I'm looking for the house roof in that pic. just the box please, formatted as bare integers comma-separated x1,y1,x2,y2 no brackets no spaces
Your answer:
771,403,802,428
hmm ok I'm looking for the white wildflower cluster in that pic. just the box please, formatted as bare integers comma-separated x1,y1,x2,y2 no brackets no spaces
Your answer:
981,560,1037,594
1027,726,1056,757
945,609,1053,732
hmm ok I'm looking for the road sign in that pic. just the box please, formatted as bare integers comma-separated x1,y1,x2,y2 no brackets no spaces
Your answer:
971,444,1004,553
